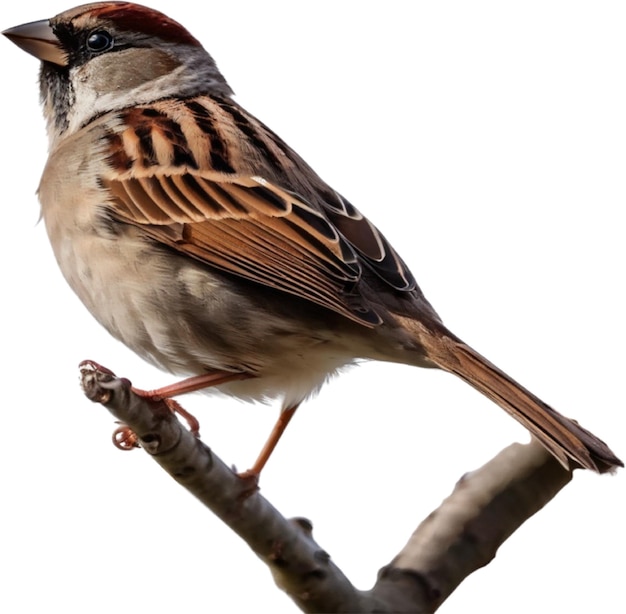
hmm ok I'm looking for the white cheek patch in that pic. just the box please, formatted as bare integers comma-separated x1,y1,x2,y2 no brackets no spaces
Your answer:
66,66,99,132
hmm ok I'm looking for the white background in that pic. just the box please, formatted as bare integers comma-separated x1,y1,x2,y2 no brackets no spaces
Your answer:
1,2,624,612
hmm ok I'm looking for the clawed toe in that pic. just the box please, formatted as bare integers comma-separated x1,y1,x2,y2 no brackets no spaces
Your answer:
112,423,140,450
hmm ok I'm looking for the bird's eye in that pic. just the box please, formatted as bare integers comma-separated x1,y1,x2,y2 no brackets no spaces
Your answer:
86,30,114,52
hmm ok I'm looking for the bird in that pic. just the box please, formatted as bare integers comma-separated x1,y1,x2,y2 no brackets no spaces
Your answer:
3,2,622,476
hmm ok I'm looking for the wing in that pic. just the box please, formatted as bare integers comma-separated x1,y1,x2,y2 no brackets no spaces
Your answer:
99,96,417,326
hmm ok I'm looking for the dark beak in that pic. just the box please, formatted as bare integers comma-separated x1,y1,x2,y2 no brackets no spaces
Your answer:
3,19,67,66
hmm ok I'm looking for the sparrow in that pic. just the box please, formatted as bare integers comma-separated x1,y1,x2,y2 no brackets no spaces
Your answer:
3,2,622,476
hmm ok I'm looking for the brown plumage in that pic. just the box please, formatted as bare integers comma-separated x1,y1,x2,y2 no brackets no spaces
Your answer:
3,2,622,475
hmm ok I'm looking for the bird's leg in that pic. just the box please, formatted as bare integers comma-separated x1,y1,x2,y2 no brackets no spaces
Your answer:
238,404,300,479
134,371,252,400
81,360,299,478
112,396,204,450
129,371,253,443
77,360,253,450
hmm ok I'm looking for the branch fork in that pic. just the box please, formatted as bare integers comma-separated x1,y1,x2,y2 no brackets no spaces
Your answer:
80,361,576,613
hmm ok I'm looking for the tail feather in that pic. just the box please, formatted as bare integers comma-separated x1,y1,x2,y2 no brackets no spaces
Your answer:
424,330,622,474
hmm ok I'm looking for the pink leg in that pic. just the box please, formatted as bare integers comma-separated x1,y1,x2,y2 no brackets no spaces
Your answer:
239,404,300,479
131,371,253,437
79,360,254,449
135,371,252,399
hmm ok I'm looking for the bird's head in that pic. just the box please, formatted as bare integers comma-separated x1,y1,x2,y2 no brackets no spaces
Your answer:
3,2,233,143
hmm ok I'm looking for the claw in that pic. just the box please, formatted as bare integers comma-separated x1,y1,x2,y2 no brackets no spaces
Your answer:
235,469,260,499
131,391,201,438
81,363,265,468
112,424,140,450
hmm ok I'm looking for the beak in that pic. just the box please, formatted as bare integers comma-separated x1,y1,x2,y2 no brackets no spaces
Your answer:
3,19,67,66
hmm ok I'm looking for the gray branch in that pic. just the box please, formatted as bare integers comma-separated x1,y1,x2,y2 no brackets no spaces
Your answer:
80,362,574,613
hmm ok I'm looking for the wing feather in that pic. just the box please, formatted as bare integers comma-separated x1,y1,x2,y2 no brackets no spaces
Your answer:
100,97,419,326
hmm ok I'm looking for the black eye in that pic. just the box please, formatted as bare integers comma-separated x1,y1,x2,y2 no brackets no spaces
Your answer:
86,30,114,52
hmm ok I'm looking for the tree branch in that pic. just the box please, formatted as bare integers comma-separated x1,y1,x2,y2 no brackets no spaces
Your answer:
80,362,574,613
373,440,572,611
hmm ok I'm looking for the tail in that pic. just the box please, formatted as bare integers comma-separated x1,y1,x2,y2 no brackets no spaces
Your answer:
417,323,623,474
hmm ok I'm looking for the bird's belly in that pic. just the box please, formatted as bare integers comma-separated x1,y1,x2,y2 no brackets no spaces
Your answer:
48,226,360,407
